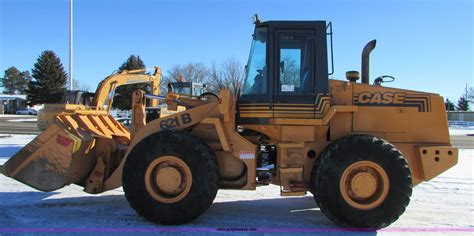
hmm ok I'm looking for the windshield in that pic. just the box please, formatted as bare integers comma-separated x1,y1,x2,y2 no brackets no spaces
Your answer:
169,82,192,95
241,27,267,95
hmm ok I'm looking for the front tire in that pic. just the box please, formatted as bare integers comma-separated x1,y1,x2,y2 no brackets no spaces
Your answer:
123,130,219,225
312,134,412,228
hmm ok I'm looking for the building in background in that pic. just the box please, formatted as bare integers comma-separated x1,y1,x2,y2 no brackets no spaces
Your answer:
0,94,27,114
447,111,474,122
447,111,474,127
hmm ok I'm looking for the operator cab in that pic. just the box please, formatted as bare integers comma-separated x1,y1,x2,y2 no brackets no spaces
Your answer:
239,20,330,124
168,82,206,96
61,90,95,105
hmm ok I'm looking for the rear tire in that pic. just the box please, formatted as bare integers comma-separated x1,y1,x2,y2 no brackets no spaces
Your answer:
123,130,218,225
312,134,412,228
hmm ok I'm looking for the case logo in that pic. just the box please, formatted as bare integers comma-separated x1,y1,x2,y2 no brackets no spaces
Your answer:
356,92,405,104
354,92,431,112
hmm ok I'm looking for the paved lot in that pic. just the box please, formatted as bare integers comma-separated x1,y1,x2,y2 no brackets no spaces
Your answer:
451,135,474,149
0,115,40,135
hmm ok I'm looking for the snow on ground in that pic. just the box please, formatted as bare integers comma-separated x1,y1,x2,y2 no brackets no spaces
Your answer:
0,114,36,118
0,135,472,235
0,135,37,159
449,126,474,136
6,118,37,122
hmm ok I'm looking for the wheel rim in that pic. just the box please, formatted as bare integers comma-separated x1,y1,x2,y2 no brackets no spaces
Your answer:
144,156,192,203
339,161,389,210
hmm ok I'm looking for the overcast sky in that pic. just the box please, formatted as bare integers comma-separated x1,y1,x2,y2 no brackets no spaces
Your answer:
0,0,472,101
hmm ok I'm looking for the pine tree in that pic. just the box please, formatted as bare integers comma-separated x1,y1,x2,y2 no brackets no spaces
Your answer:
1,67,21,94
18,71,32,94
27,50,67,105
456,96,470,111
113,55,147,110
119,55,145,72
445,98,455,111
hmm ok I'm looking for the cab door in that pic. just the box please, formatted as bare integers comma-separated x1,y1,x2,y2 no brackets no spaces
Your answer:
273,30,316,118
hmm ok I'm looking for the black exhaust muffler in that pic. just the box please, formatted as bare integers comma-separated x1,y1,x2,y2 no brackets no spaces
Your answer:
361,40,377,84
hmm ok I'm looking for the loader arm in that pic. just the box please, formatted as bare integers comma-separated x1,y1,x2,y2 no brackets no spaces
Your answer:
91,67,161,111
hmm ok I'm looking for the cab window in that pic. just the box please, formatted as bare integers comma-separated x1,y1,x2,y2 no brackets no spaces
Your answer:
278,34,312,95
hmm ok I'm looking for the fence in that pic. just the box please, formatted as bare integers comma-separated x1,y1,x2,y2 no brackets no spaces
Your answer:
448,121,474,127
109,109,131,118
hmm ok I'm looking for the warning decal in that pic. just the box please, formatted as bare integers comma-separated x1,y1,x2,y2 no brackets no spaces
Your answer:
56,134,73,147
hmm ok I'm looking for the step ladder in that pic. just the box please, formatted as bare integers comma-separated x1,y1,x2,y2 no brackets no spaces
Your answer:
279,166,306,196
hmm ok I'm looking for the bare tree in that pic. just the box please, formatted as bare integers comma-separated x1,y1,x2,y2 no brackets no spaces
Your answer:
280,55,299,86
167,62,208,83
207,57,244,95
162,62,209,94
163,58,244,95
73,78,92,92
467,87,474,104
207,62,226,93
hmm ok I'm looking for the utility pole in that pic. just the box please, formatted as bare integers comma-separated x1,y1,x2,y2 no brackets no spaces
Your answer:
69,0,73,90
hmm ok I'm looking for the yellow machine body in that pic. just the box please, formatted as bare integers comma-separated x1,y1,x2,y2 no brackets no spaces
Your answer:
0,18,458,228
3,80,456,194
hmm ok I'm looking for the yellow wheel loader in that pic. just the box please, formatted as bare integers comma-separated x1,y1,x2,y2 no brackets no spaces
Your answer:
37,67,162,130
1,18,457,228
150,80,207,118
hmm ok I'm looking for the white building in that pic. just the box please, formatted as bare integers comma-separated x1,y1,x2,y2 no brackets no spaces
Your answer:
0,94,27,114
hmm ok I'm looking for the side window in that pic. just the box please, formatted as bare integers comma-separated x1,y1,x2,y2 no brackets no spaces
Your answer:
193,85,204,96
279,34,311,95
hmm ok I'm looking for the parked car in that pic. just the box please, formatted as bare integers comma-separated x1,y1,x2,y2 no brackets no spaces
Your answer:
116,117,131,128
15,108,38,115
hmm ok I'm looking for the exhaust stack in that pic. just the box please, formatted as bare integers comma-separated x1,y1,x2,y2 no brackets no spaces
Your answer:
361,40,377,84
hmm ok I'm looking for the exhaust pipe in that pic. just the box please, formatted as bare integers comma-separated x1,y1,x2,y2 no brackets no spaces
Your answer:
361,40,377,84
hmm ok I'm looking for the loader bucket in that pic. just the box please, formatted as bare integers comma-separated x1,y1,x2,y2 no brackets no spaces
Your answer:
2,112,130,192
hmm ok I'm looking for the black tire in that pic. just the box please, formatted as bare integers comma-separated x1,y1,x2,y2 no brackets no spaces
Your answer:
198,92,220,101
123,130,219,225
311,134,412,228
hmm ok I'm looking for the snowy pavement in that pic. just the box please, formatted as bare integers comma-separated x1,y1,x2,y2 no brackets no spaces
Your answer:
6,118,37,123
0,135,472,234
449,126,474,136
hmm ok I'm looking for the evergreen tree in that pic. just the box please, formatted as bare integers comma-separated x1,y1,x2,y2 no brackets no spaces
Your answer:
1,67,21,94
445,98,455,111
27,50,67,105
456,96,470,111
119,55,145,72
113,55,147,110
18,71,32,94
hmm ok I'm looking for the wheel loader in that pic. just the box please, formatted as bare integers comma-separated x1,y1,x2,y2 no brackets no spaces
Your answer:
151,79,207,118
0,17,458,228
37,67,161,130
